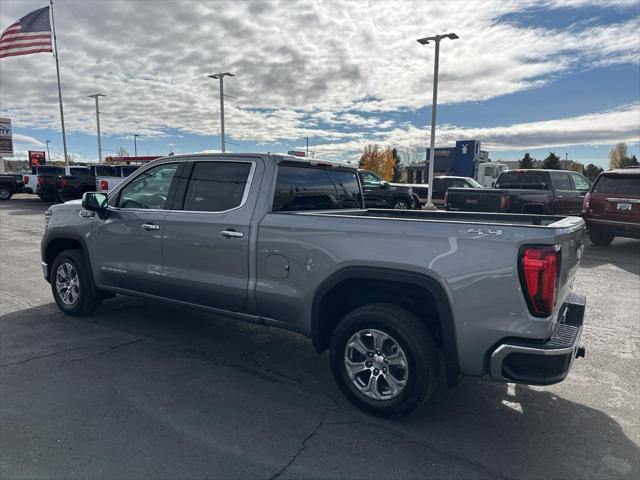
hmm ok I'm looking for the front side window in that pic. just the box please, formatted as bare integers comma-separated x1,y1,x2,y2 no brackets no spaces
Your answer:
121,165,140,177
182,162,252,212
360,171,381,186
273,165,341,212
570,173,591,192
91,165,114,177
117,163,178,209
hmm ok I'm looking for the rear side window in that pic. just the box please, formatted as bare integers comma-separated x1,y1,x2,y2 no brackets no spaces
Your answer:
121,166,140,176
593,175,640,194
327,170,362,209
273,165,342,212
69,167,90,176
37,166,63,175
183,162,252,212
496,171,549,190
549,172,573,191
91,165,114,176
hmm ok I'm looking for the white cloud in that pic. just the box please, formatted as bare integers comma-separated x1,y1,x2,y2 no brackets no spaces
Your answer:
12,133,44,147
0,0,638,152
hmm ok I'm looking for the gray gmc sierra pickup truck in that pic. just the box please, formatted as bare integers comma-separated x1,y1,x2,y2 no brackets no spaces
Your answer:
41,153,587,417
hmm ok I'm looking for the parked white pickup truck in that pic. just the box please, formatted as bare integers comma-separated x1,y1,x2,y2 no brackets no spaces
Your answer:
94,165,140,193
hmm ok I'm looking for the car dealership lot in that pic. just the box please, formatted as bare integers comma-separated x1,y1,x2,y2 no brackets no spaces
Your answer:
1,195,638,479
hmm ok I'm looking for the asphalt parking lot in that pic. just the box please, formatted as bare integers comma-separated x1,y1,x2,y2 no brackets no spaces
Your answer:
1,194,638,480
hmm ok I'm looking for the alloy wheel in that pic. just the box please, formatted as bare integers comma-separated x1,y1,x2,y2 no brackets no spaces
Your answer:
344,329,409,400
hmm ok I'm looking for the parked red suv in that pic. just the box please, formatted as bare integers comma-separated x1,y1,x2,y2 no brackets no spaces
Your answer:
582,168,640,245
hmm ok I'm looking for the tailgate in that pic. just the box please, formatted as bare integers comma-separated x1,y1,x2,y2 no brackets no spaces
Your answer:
447,188,501,212
550,217,586,305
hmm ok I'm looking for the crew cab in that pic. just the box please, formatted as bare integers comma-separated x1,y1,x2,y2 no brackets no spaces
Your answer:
24,166,64,194
36,165,92,202
446,169,591,215
582,168,640,245
358,169,418,209
41,153,588,417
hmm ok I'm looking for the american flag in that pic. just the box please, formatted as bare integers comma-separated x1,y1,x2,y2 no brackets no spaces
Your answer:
0,6,52,59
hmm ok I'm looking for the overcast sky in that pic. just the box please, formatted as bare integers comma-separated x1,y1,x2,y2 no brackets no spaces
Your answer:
1,0,639,166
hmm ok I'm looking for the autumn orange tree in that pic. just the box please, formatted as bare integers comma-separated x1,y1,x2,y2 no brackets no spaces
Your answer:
359,144,395,181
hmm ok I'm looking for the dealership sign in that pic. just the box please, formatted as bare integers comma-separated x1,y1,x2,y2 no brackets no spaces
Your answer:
0,118,12,157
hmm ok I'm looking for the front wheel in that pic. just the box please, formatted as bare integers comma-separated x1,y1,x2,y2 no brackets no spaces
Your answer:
589,230,614,246
0,186,13,200
392,199,409,209
330,303,439,418
51,249,102,316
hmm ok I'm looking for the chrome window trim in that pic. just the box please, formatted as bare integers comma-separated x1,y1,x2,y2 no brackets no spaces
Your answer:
177,160,256,215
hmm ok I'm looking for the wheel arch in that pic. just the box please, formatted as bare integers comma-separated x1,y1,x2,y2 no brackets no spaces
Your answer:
42,232,93,283
311,266,460,386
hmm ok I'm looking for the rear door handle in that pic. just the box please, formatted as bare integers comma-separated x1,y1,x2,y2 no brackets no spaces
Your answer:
221,230,244,239
141,223,160,231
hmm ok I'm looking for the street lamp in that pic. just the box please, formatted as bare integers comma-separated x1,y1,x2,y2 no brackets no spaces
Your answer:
133,134,139,157
88,93,106,162
208,72,235,153
417,32,458,210
45,140,51,164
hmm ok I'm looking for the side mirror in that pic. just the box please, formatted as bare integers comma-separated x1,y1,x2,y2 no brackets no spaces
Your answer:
82,192,108,212
379,180,389,189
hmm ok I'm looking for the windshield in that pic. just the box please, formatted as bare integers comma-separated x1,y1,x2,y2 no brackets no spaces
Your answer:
467,178,482,188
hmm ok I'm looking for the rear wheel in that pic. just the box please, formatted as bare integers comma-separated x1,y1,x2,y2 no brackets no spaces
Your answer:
0,186,13,200
51,249,102,316
589,230,614,246
330,303,439,418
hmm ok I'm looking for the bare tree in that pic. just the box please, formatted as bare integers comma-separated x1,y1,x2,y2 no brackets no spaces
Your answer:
609,142,628,169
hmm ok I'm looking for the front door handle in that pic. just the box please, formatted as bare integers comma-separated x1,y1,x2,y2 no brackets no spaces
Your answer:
141,223,160,231
221,230,244,239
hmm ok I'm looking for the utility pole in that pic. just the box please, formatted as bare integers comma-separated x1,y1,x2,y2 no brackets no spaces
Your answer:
306,136,309,157
133,134,139,157
45,140,51,164
208,72,235,152
417,32,458,210
88,93,105,162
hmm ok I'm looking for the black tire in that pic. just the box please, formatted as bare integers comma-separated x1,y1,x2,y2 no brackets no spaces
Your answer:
392,198,409,210
590,230,614,246
0,186,13,200
50,249,102,316
329,303,439,418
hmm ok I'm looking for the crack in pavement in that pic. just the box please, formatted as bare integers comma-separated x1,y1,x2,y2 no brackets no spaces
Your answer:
269,405,331,480
65,338,145,363
0,338,144,368
328,419,513,480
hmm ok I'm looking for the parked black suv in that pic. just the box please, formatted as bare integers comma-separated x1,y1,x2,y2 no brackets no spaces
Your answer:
358,169,418,209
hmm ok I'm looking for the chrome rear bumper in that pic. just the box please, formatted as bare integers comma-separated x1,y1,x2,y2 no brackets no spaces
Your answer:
490,293,586,385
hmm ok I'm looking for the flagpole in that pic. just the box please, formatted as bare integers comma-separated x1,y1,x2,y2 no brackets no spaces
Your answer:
49,0,68,165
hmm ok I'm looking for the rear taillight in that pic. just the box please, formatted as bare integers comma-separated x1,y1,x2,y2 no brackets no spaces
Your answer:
582,192,591,212
23,175,29,184
37,176,45,186
61,177,69,188
499,195,511,210
100,180,108,191
444,191,449,205
519,245,560,317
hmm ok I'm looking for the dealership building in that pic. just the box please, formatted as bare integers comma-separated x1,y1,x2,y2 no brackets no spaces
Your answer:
405,140,489,183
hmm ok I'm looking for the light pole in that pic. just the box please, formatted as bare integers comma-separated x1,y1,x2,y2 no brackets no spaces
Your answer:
417,32,458,210
133,134,139,157
88,93,105,162
45,140,51,164
208,72,235,152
